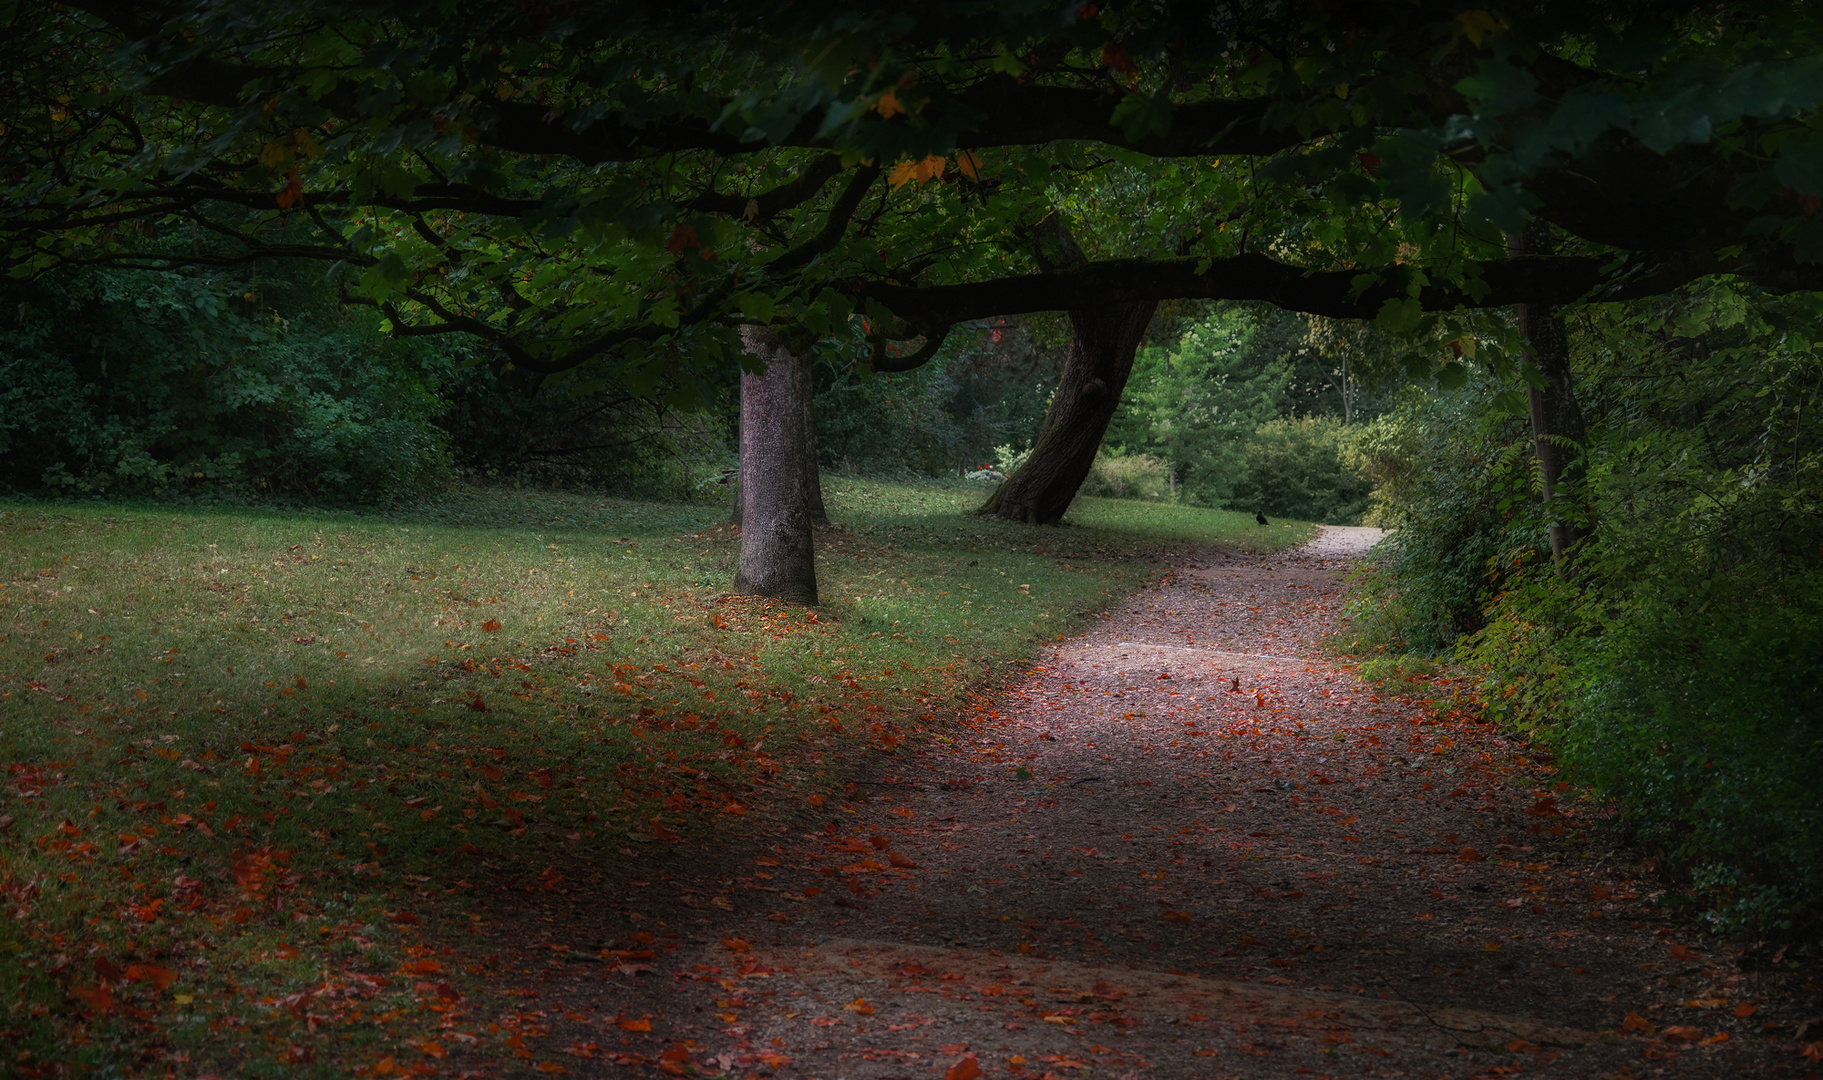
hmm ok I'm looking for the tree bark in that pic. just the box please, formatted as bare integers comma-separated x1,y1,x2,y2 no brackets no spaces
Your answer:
1511,223,1593,570
980,216,1158,524
732,326,819,604
729,342,828,529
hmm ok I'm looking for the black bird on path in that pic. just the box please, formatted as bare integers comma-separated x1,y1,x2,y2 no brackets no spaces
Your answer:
1255,511,1269,526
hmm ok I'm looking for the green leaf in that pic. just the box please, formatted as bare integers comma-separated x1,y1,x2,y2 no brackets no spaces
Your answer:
1376,297,1423,335
1110,92,1175,141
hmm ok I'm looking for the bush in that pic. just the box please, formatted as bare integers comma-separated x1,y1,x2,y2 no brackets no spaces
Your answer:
1080,450,1172,500
1230,416,1372,524
437,362,732,502
0,268,454,504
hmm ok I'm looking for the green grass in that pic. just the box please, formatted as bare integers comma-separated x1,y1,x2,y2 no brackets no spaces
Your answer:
0,477,1312,1075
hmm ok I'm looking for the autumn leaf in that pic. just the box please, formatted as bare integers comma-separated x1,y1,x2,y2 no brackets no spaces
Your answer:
1621,1012,1655,1034
945,1056,983,1080
618,1017,652,1032
482,618,503,632
874,88,902,119
1662,1025,1701,1043
888,851,917,868
72,982,113,1013
956,150,984,180
400,959,442,976
126,964,176,990
534,1063,566,1074
1734,1002,1757,1018
843,997,875,1014
721,938,750,953
666,224,700,252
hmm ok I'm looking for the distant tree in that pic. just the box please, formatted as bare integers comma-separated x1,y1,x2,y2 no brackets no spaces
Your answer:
7,2,1823,591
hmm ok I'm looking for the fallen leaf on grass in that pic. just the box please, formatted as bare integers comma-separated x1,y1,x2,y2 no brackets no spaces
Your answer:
843,997,875,1014
888,851,918,868
1622,1013,1655,1034
722,938,750,953
946,1057,983,1080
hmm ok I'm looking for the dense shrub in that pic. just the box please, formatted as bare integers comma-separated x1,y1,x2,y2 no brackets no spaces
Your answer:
1230,416,1372,524
1080,451,1172,500
0,268,454,503
438,362,733,501
1353,283,1823,942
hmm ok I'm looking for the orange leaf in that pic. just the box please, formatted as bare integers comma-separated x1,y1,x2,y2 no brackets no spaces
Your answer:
946,1057,983,1080
619,1017,652,1032
126,964,176,990
482,619,502,632
868,835,890,850
843,997,875,1015
1669,943,1696,961
806,793,824,807
1621,1012,1654,1034
721,938,750,953
874,88,902,119
1662,1025,1701,1043
73,982,113,1013
888,851,917,869
1734,1003,1757,1019
401,960,442,976
535,1064,566,1074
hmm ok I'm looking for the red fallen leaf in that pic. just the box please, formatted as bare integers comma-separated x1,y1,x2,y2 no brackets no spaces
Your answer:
868,835,890,850
1527,796,1559,816
657,1045,691,1076
482,619,503,632
1669,943,1696,961
946,1057,984,1080
1662,1025,1702,1043
126,964,176,989
94,957,126,983
390,910,421,925
722,938,750,953
649,819,681,842
1800,1042,1823,1063
1734,1003,1757,1018
755,1052,790,1067
843,997,875,1014
803,886,822,897
618,1017,652,1032
400,960,443,976
1459,847,1485,862
534,1063,566,1074
403,796,430,808
416,1040,445,1059
807,793,824,807
467,695,488,712
1621,1012,1655,1034
888,851,917,869
72,982,113,1012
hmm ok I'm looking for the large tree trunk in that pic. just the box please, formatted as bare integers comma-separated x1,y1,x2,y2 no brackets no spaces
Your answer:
980,215,1158,524
978,302,1157,523
1511,222,1593,570
728,341,829,529
732,326,819,604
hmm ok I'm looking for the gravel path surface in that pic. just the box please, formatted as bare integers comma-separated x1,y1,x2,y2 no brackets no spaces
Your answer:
471,528,1798,1079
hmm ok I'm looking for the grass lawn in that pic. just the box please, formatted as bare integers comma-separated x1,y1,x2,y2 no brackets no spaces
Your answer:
0,477,1312,1075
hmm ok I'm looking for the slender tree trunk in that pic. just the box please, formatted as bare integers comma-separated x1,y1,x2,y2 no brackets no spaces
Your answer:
979,213,1158,524
732,326,819,604
1511,222,1593,569
729,341,828,529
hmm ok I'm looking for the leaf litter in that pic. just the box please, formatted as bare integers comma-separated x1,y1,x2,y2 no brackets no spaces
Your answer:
464,527,1815,1078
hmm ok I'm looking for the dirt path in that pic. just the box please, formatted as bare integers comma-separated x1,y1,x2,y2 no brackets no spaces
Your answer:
474,530,1791,1079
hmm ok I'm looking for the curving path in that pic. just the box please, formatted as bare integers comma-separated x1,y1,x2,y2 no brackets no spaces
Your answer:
483,527,1785,1079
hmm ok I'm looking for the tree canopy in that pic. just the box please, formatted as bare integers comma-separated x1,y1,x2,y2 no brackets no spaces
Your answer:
6,1,1822,399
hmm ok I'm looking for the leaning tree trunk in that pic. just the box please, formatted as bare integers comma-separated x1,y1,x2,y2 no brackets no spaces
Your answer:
978,298,1157,523
729,340,828,528
1511,222,1593,570
979,212,1158,524
731,326,819,604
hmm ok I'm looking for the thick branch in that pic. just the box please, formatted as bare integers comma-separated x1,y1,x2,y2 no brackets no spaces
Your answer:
864,249,1745,331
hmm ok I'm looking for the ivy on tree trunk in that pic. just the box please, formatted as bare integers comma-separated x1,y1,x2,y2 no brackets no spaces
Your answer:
732,326,820,605
1511,223,1593,569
